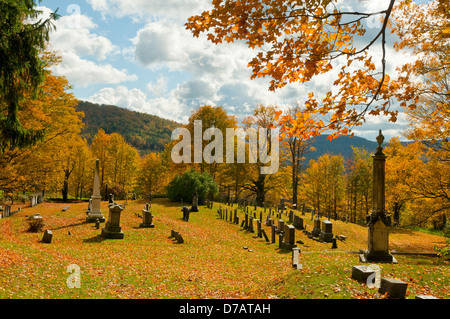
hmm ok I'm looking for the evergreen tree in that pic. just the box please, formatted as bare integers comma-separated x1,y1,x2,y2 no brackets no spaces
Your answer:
0,0,59,152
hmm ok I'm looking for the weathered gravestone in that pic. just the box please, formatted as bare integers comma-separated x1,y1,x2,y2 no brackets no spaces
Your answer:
140,203,155,228
256,219,262,238
331,237,338,249
319,220,334,243
271,225,276,243
41,229,53,243
248,216,254,233
351,265,376,282
182,206,190,222
191,190,199,212
379,277,408,299
277,220,285,234
292,247,301,269
261,229,269,242
101,203,124,239
171,230,184,244
293,215,304,230
312,216,321,237
280,225,297,251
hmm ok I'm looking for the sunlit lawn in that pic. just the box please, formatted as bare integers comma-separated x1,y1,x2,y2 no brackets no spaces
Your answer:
0,199,448,299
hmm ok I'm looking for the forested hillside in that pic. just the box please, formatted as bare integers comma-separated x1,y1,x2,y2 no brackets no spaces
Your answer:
76,101,180,153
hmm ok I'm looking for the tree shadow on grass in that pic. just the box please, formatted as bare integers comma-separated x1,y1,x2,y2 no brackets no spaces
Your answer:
389,227,421,236
83,234,106,243
50,221,88,231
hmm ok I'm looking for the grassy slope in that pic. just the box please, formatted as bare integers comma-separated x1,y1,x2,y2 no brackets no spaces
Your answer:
0,199,448,299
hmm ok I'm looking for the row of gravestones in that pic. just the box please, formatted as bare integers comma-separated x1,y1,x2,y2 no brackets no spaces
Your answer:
0,205,12,218
216,207,304,252
30,195,44,207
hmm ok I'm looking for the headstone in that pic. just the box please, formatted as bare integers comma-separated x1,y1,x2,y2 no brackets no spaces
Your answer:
256,219,262,238
176,233,184,244
191,190,199,212
312,216,321,237
41,230,53,243
293,215,304,230
244,212,249,229
261,229,269,242
331,237,338,249
86,159,106,223
140,204,155,228
62,206,70,212
181,206,190,222
379,277,408,299
319,220,334,243
289,210,294,223
277,220,285,234
280,224,297,251
351,265,376,282
292,247,301,269
248,216,254,233
271,225,276,243
109,193,114,204
101,203,124,239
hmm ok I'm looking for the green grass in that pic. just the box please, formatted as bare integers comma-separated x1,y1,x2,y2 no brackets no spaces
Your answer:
0,199,448,299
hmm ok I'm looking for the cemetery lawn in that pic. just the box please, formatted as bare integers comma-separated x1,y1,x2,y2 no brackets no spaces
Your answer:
0,199,449,299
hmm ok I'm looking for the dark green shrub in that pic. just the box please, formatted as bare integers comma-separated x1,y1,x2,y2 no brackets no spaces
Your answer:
166,170,218,205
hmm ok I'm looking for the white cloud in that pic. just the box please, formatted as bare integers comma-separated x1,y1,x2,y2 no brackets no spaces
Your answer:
147,76,169,97
86,0,211,22
88,85,189,123
50,51,138,87
37,6,138,87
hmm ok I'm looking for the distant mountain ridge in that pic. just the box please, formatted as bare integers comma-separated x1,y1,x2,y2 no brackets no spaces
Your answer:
76,101,180,153
76,101,381,159
306,134,378,161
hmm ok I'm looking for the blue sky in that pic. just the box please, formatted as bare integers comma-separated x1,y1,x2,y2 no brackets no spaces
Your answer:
38,0,413,142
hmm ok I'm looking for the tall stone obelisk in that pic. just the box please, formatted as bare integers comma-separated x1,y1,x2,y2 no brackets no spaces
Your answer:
360,130,397,263
86,159,105,223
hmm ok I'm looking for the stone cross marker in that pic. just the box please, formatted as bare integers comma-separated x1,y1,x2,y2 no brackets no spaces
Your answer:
360,130,397,264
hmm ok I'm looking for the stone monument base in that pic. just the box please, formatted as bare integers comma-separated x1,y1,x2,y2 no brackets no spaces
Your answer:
311,227,321,237
139,222,155,228
359,249,397,264
101,223,124,239
319,231,333,243
280,241,297,251
86,214,105,223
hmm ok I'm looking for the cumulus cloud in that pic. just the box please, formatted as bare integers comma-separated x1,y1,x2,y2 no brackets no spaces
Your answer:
88,85,190,123
51,51,138,87
37,6,138,87
86,0,211,22
65,0,410,140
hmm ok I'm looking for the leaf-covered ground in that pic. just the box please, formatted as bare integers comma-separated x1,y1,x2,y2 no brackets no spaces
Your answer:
0,199,448,299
